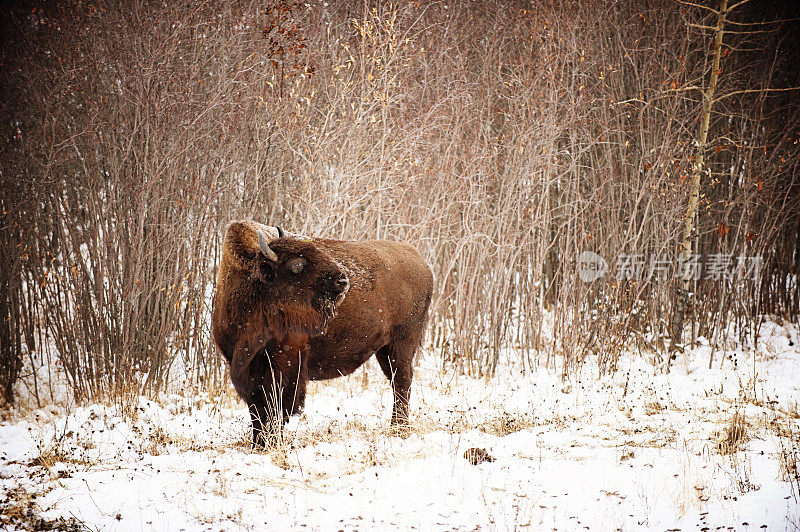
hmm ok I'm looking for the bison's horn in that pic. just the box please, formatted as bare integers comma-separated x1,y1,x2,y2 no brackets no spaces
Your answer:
257,230,279,262
277,226,285,238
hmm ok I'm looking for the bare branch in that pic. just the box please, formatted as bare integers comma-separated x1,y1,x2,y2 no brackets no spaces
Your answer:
676,0,721,14
722,28,780,35
725,16,800,26
612,98,647,106
664,85,705,94
707,135,771,149
713,86,800,103
726,0,754,12
687,22,719,31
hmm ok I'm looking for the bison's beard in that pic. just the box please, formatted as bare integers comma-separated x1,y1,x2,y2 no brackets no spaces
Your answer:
267,294,340,344
311,294,340,334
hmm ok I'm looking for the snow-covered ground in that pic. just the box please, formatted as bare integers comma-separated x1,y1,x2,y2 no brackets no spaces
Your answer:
1,319,799,531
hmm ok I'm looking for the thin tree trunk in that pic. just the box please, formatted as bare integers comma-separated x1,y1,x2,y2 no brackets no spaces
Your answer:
670,0,728,369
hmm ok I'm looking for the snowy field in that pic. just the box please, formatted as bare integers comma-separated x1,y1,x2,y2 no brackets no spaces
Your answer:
1,319,799,531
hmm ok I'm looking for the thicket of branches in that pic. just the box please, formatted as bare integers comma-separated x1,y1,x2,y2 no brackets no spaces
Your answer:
1,0,798,405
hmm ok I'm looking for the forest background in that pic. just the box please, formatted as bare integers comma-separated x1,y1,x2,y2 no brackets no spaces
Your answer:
1,0,798,406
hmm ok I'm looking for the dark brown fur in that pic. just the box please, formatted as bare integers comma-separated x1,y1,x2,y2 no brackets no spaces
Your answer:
211,221,434,445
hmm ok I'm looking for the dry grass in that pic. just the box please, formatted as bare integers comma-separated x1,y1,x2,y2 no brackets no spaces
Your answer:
478,412,541,437
716,411,748,455
28,423,94,471
777,430,800,499
768,406,800,501
0,487,85,531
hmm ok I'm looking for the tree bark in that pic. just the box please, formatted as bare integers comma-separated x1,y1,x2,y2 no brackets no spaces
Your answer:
670,0,728,369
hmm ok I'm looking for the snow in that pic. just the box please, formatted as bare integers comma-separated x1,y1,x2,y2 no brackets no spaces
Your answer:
1,318,798,530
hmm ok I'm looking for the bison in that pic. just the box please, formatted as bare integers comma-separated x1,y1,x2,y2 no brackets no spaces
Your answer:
211,220,433,446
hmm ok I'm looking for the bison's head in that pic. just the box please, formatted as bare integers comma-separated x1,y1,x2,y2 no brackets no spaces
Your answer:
222,221,349,344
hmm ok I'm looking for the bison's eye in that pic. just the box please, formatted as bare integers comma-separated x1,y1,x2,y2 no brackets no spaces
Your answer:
286,257,307,274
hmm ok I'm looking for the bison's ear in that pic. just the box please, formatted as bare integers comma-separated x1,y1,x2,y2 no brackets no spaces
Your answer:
257,259,277,283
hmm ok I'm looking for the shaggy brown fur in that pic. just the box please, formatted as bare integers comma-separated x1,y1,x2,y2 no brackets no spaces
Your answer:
211,220,434,445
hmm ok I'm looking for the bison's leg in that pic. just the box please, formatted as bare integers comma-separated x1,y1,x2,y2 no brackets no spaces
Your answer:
248,349,308,448
375,342,414,429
